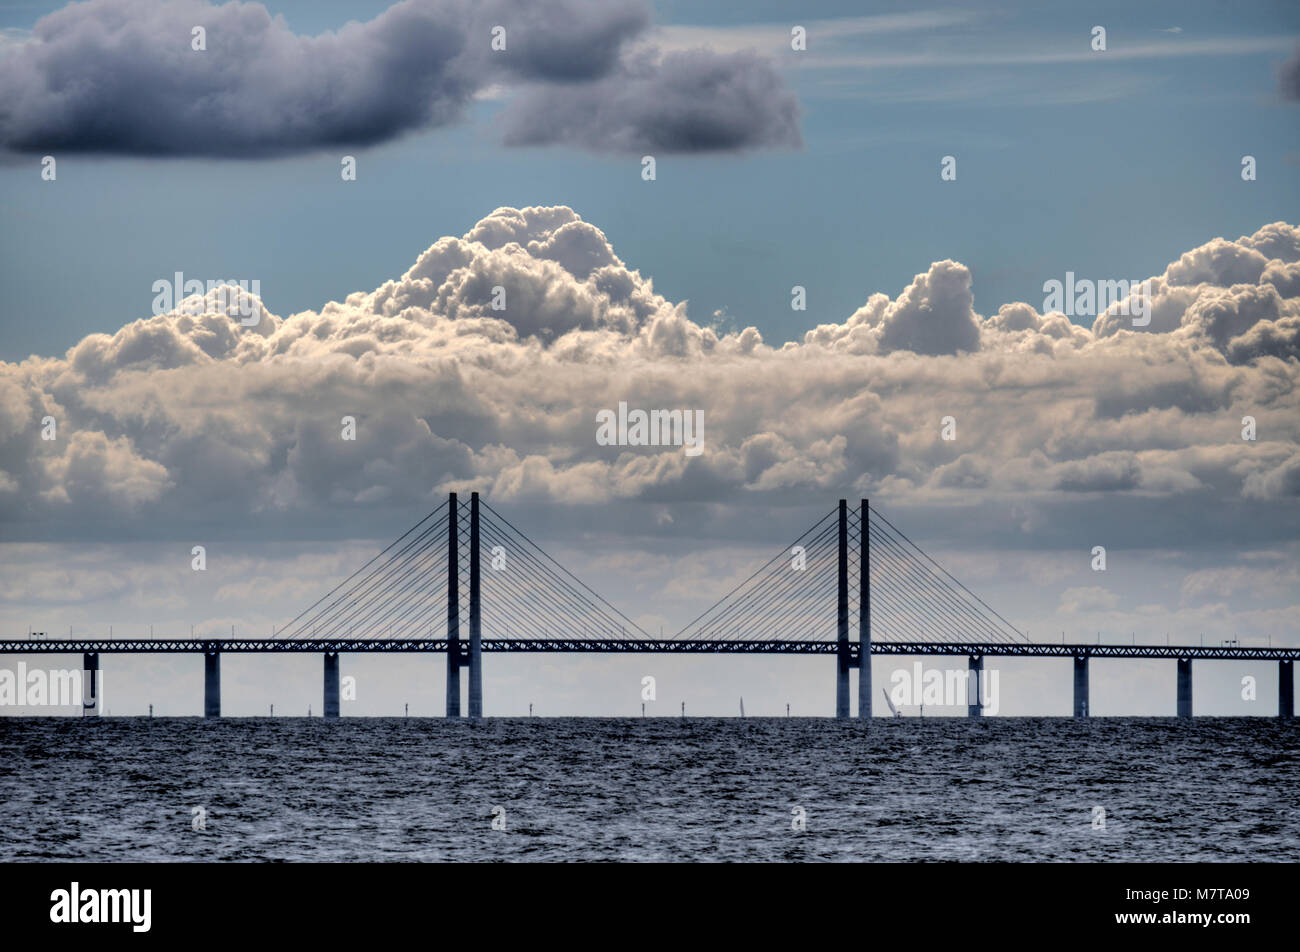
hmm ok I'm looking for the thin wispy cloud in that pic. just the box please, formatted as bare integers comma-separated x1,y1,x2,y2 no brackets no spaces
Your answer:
814,71,1157,106
794,35,1294,71
0,26,31,55
651,16,1291,71
648,10,985,55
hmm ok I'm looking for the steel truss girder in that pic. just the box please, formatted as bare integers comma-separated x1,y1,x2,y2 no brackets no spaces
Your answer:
0,639,1297,661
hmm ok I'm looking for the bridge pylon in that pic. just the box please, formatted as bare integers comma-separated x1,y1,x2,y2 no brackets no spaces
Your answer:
836,500,850,717
469,492,482,719
445,491,484,718
447,492,461,717
857,499,871,720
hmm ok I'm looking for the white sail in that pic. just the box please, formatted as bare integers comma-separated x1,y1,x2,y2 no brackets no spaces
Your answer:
882,687,901,718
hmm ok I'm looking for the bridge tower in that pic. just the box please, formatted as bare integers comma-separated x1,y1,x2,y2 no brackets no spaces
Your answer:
447,492,461,717
836,500,850,718
445,491,484,718
857,499,871,719
468,492,483,719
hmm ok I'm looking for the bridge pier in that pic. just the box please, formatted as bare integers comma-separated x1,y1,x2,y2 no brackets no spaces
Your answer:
469,491,482,719
1280,660,1294,719
204,651,220,718
1073,655,1089,717
446,492,462,718
835,500,850,718
323,652,340,718
1176,658,1192,718
967,655,983,716
82,652,99,715
857,498,871,720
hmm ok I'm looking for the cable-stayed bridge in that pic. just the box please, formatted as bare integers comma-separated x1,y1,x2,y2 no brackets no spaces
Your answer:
2,494,1295,718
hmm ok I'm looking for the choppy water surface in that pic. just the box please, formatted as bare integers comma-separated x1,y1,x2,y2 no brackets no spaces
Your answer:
0,717,1295,861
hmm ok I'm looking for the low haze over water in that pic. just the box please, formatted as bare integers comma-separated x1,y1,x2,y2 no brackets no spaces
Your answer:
2,718,1296,861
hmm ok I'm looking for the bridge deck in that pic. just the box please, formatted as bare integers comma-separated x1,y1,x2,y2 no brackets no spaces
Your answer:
1,639,1296,661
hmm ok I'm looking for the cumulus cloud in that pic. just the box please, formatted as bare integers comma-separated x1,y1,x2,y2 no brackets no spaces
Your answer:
2,208,1299,550
802,260,980,356
1088,225,1300,366
0,0,801,157
1164,237,1270,287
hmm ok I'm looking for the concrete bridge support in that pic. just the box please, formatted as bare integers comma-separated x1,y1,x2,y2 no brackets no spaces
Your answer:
204,651,220,718
323,652,340,718
1073,655,1089,717
857,499,871,720
468,492,483,719
1176,658,1192,718
82,652,99,715
1280,660,1294,719
835,500,850,718
446,492,461,718
968,655,983,717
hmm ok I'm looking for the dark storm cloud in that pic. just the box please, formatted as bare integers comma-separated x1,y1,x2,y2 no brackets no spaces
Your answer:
500,48,802,154
0,0,473,156
1280,44,1300,101
484,0,648,82
0,0,799,157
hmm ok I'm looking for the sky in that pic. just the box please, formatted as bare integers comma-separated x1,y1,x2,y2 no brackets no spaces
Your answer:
0,0,1298,717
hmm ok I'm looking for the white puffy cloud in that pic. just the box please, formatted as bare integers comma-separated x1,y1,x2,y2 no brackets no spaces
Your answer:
1164,237,1270,287
1092,223,1300,362
802,260,981,356
2,208,1298,550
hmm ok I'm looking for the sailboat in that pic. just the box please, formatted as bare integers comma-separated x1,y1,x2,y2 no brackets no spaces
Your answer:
739,697,745,717
881,688,902,718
